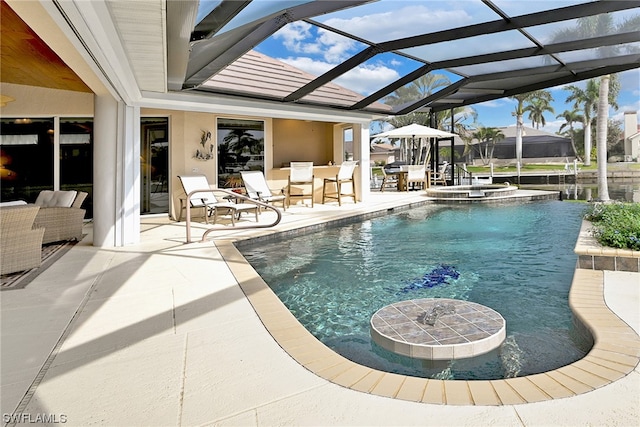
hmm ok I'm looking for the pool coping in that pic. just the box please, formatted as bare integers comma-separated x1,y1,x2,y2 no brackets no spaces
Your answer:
217,203,640,406
575,220,640,272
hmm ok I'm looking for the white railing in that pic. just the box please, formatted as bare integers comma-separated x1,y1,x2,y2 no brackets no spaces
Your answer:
184,188,282,243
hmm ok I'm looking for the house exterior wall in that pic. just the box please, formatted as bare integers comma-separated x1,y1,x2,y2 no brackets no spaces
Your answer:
624,112,639,161
4,1,376,246
272,119,333,167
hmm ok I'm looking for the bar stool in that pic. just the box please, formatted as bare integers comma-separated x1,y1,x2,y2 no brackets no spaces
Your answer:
287,162,314,207
322,161,357,205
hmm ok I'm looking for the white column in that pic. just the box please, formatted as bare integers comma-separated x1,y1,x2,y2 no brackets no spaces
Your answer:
93,94,140,247
53,117,60,190
115,104,141,246
358,123,371,202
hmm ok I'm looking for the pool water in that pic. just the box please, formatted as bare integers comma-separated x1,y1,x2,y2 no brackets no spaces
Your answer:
241,201,592,380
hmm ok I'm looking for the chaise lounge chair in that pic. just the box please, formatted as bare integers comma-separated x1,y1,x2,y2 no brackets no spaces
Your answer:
240,170,286,211
178,174,258,225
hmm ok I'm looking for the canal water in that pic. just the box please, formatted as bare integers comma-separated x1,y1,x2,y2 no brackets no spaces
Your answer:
522,179,640,202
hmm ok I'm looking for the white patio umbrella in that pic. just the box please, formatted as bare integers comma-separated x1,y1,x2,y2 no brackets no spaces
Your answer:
372,123,456,139
372,124,456,165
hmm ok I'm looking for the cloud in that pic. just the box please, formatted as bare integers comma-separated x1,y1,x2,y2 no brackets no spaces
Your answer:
322,5,477,43
477,99,509,109
334,64,400,96
278,56,333,76
273,22,316,53
540,119,564,135
278,57,399,96
273,22,359,64
619,69,640,95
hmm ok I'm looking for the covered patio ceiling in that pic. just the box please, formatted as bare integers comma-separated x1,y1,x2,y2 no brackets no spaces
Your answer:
171,0,640,115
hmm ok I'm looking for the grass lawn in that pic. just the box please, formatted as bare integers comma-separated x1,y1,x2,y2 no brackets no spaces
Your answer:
465,161,640,174
371,162,639,176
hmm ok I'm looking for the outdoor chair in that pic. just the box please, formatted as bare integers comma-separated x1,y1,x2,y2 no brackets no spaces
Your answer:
33,190,87,244
322,160,357,205
240,170,286,211
430,161,448,186
177,174,258,225
287,162,314,207
406,165,428,190
0,204,45,275
379,167,399,192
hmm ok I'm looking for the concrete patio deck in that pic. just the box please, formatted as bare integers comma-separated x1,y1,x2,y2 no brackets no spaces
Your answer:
1,191,638,426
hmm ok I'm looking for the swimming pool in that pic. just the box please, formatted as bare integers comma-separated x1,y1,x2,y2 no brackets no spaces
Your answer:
241,200,592,380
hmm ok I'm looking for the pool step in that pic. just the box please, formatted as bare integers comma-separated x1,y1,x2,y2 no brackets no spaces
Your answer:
468,190,486,198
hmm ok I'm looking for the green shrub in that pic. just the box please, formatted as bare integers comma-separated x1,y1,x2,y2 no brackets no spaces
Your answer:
584,202,640,250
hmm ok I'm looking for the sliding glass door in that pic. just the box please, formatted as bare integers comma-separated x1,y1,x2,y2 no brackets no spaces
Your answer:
140,118,169,215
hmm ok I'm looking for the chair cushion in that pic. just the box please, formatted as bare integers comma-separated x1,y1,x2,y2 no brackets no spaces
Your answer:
0,200,27,207
35,190,77,207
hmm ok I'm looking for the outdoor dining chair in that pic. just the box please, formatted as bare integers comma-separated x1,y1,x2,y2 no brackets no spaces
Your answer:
379,167,399,192
430,161,448,186
406,165,428,190
287,162,314,207
322,160,358,205
177,174,258,225
240,170,287,211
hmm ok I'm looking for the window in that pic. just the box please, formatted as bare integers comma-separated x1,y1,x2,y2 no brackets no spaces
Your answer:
1,117,55,203
216,118,264,188
343,127,354,161
60,118,93,217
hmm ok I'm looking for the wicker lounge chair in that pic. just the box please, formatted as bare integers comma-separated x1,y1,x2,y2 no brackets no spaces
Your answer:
1,205,45,274
33,190,87,244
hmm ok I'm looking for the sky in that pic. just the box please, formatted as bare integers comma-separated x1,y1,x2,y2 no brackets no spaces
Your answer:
237,0,640,135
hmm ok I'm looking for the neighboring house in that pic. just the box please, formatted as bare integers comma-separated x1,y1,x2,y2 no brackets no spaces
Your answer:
370,143,398,165
623,112,640,162
454,126,574,164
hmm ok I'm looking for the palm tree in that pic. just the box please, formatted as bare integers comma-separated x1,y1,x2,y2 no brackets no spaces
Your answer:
557,108,583,162
223,129,261,157
509,90,552,166
596,75,611,201
471,126,504,165
594,72,620,201
558,12,638,174
434,106,477,135
509,93,528,166
591,13,634,200
524,97,554,129
382,73,451,129
564,79,599,166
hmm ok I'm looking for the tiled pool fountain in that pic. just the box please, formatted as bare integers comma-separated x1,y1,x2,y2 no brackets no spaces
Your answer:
370,298,506,360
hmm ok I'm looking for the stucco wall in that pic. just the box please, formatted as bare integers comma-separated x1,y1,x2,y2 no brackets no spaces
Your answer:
272,119,333,168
